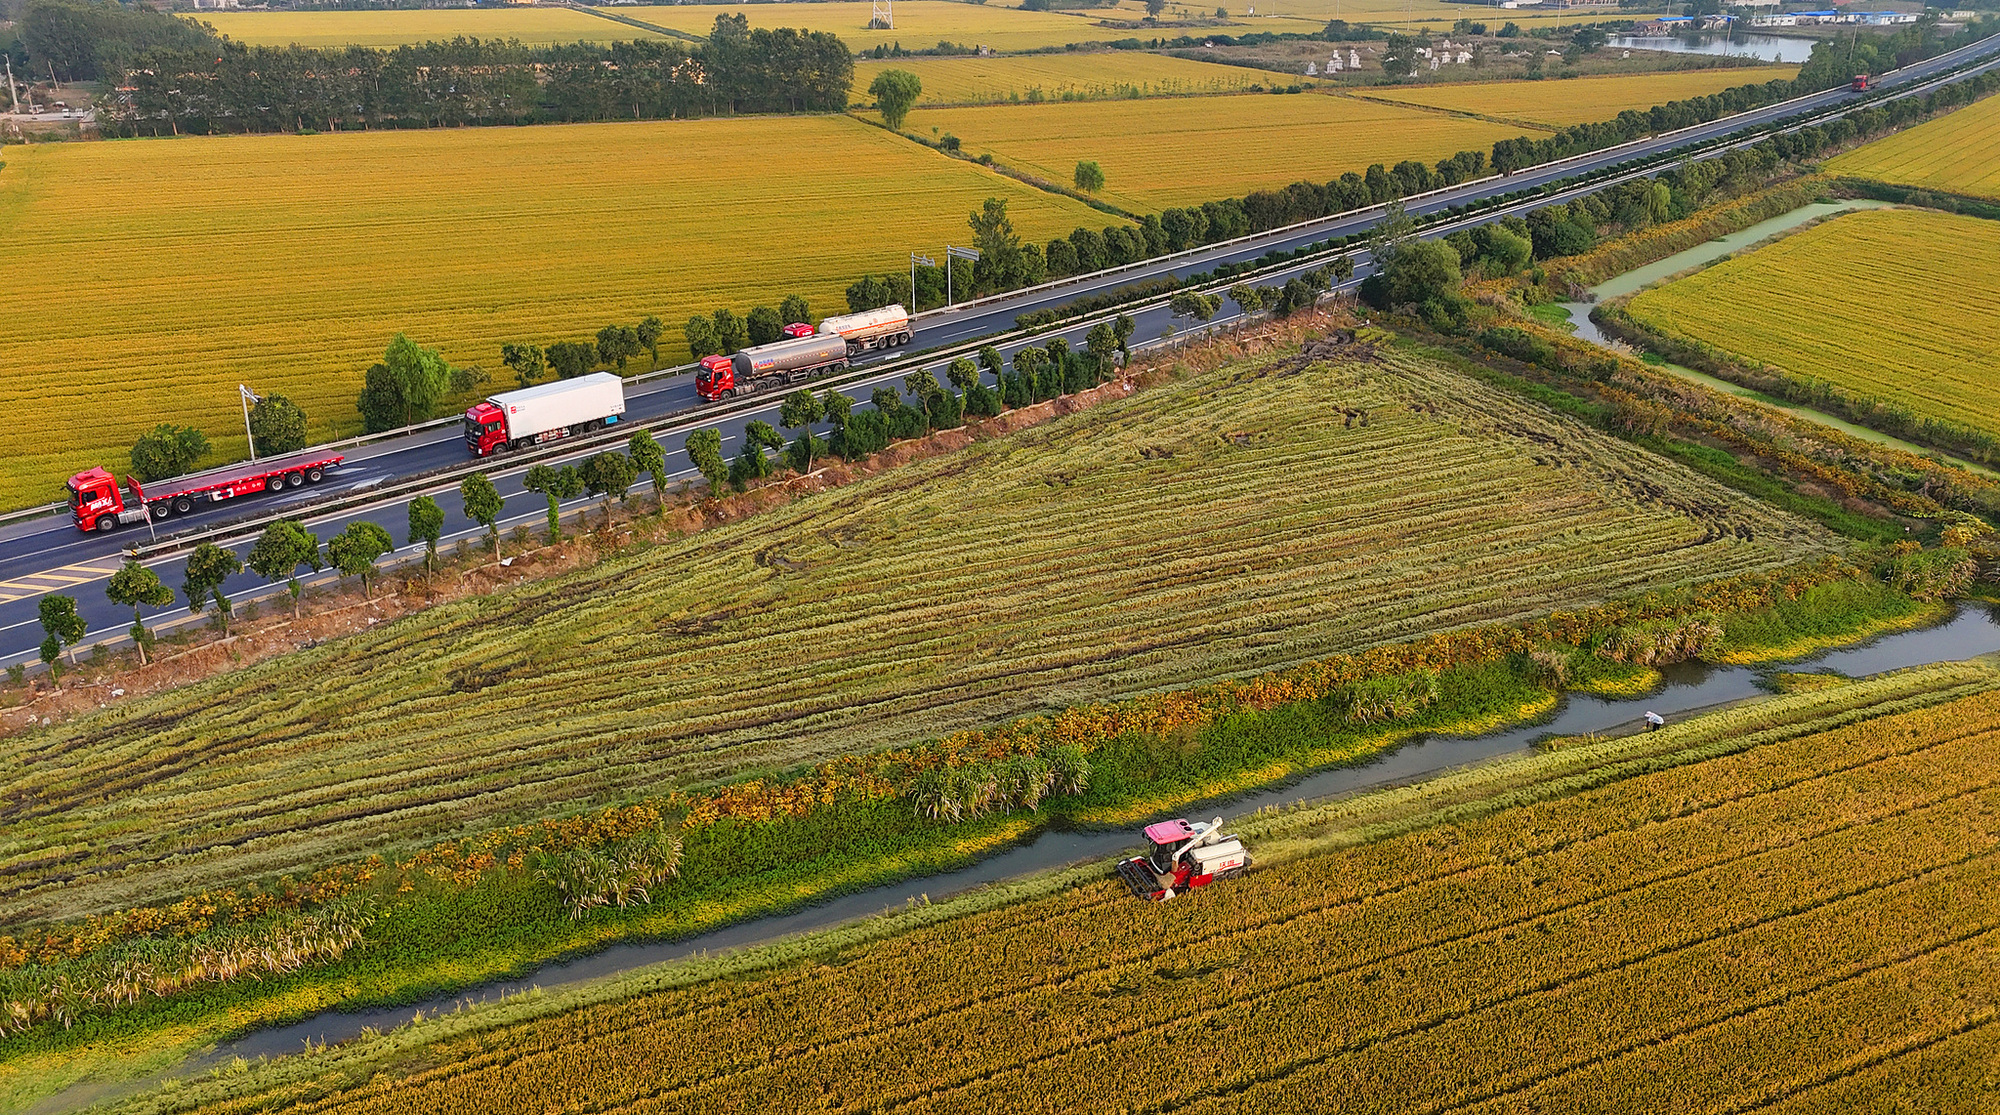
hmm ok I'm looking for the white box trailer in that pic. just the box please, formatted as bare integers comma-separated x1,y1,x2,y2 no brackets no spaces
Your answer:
464,372,627,456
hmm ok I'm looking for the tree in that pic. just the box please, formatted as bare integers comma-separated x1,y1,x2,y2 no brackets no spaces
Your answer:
1146,0,1167,15
1168,290,1222,336
628,430,669,509
129,424,209,483
501,342,548,388
595,325,643,371
746,305,783,347
246,519,323,618
460,473,504,558
107,560,173,666
684,315,720,360
1382,34,1418,79
1113,313,1135,362
945,357,980,395
580,451,636,527
779,294,812,328
779,389,825,474
1085,322,1120,380
547,340,598,380
1383,239,1464,307
969,197,1024,291
1229,283,1265,314
635,316,665,367
1331,254,1356,283
38,595,85,681
379,333,453,427
524,463,583,539
182,542,243,633
868,68,922,130
711,308,748,354
730,422,785,487
408,495,445,576
248,394,308,455
327,521,394,597
1074,160,1106,192
685,428,729,498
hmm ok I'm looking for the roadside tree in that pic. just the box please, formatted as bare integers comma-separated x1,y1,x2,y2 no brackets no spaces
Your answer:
407,495,445,575
106,560,173,665
246,518,323,617
327,521,394,597
248,394,308,455
460,473,504,558
129,424,209,482
182,542,243,633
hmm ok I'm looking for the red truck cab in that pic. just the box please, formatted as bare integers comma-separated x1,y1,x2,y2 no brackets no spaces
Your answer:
67,468,145,532
782,323,815,338
696,355,737,401
463,401,509,456
1852,73,1876,92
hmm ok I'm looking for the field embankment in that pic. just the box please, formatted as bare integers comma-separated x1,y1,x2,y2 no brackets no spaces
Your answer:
1621,207,2000,446
0,115,1108,509
108,660,2000,1115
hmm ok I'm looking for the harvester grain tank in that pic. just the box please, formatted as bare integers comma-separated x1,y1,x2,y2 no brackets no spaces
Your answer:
816,304,915,354
1116,817,1250,901
696,333,849,400
64,448,346,533
463,372,626,457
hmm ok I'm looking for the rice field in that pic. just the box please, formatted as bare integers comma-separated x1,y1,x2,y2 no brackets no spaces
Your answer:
158,666,2000,1114
1826,91,2000,201
897,92,1543,210
1624,208,2000,441
188,8,665,48
0,345,1834,923
1354,65,1799,128
0,116,1108,511
622,1,1137,51
852,51,1263,106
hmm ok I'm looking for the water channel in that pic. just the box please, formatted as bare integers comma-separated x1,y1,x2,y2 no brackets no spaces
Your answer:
1608,32,1820,64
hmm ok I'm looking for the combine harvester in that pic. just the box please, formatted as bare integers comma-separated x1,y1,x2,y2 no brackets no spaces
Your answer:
1117,817,1250,901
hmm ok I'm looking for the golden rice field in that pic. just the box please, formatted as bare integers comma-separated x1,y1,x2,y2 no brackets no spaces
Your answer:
1355,64,1799,128
0,116,1108,509
0,346,1832,922
1826,90,2000,201
1625,208,2000,441
624,1,1134,51
158,668,2000,1114
898,92,1542,210
852,51,1262,105
188,7,664,48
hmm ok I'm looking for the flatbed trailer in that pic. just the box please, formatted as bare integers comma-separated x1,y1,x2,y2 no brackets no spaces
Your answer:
66,449,345,533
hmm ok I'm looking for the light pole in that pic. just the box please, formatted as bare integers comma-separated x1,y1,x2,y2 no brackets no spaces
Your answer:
945,244,980,307
910,251,934,310
240,384,261,461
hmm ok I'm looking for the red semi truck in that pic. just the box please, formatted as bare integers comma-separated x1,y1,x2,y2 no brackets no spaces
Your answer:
463,373,627,457
1852,73,1878,92
65,449,345,533
696,333,849,401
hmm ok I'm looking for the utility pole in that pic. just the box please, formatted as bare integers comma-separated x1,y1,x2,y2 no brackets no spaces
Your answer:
240,385,261,461
4,58,18,115
945,244,980,307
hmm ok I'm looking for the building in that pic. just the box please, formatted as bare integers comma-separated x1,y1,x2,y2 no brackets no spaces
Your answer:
1853,9,1921,23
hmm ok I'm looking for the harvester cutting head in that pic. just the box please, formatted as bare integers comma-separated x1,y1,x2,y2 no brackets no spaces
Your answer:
1115,817,1250,901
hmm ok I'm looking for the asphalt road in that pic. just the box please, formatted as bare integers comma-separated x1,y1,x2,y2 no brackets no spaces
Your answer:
3,35,1996,667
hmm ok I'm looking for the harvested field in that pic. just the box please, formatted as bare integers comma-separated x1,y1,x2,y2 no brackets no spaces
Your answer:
1354,65,1799,128
1624,207,2000,440
1827,91,2000,201
897,92,1543,210
0,115,1108,510
152,665,2000,1114
623,1,1135,51
0,339,1834,923
186,8,663,47
852,51,1261,106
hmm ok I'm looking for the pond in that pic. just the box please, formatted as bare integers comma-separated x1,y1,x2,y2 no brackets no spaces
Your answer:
1608,33,1819,64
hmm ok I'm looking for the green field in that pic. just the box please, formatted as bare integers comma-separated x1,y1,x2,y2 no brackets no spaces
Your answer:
852,51,1263,105
121,663,2000,1115
1624,207,2000,441
0,116,1109,511
897,91,1542,209
1827,91,2000,201
1354,66,1799,128
190,7,667,47
0,342,1832,925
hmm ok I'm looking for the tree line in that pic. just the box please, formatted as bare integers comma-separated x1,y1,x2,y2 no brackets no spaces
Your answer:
100,14,853,136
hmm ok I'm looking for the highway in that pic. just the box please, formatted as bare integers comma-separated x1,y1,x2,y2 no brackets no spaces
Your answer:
2,33,1996,667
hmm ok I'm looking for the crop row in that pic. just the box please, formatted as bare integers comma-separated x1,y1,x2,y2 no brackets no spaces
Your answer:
1827,87,2000,201
0,349,1832,923
203,686,2000,1114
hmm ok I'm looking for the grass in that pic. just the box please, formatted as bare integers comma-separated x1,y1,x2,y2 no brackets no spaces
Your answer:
893,92,1544,210
1623,208,2000,442
624,1,1144,51
185,8,666,47
1827,90,2000,201
1351,65,1799,128
101,661,2000,1115
0,343,1838,927
851,51,1264,105
0,115,1109,511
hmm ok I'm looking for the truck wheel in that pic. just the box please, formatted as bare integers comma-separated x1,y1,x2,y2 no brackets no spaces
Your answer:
172,496,194,514
306,467,324,483
95,515,115,532
285,472,304,488
151,503,170,520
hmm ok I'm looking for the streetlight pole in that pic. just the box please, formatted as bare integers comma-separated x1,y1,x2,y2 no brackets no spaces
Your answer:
945,244,980,307
240,384,261,461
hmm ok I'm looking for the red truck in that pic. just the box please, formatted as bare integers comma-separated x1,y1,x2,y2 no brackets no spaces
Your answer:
696,333,850,401
463,373,627,457
1852,73,1878,92
65,449,345,533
